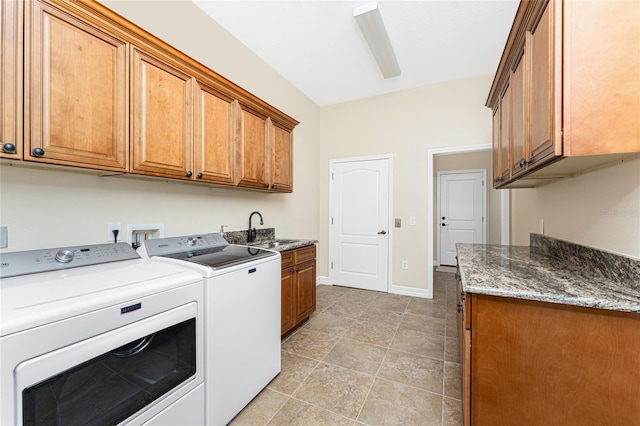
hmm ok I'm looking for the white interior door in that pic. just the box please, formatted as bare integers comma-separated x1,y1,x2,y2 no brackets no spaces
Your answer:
329,157,390,292
438,170,485,266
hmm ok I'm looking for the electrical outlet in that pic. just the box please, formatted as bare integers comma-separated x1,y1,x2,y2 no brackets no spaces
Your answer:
395,218,401,228
107,222,121,242
539,219,544,234
401,260,408,270
409,216,416,226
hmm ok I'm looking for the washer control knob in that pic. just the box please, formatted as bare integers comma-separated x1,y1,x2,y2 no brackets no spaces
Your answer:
55,249,74,263
186,237,198,246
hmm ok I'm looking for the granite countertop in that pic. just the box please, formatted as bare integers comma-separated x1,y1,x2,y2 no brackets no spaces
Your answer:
248,238,317,252
224,228,316,252
456,243,640,313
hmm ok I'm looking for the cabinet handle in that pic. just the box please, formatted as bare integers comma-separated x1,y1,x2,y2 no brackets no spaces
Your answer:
291,268,295,273
296,267,300,272
197,172,203,179
264,183,269,188
457,304,463,313
2,143,17,154
32,147,45,157
186,171,193,178
519,158,534,168
494,176,502,183
271,184,275,189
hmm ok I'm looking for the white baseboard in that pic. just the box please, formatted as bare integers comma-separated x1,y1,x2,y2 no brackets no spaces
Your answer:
316,276,331,286
390,284,433,299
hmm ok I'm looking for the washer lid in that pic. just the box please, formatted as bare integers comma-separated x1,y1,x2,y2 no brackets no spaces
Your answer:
162,245,277,270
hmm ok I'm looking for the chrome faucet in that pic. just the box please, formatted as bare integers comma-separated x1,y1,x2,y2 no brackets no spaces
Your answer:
248,211,264,243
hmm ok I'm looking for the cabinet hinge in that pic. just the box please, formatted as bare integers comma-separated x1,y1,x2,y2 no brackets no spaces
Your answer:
482,217,485,223
331,217,334,225
331,261,333,269
331,172,334,180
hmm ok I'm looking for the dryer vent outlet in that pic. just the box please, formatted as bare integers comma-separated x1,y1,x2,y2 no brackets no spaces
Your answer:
127,224,165,249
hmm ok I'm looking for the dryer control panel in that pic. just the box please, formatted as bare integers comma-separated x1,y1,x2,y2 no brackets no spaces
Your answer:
0,243,140,278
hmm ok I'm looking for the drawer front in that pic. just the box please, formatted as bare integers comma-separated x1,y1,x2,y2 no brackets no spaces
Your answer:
280,251,295,269
293,245,316,264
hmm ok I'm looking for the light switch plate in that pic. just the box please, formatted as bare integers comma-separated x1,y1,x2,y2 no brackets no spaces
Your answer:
0,226,8,248
395,218,401,228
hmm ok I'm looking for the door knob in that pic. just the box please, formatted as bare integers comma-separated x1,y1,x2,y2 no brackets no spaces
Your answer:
377,230,387,235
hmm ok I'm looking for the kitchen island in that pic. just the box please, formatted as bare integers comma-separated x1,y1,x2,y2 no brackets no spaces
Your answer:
456,235,640,425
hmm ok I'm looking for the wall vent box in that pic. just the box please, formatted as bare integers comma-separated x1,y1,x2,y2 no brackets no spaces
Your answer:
127,224,165,248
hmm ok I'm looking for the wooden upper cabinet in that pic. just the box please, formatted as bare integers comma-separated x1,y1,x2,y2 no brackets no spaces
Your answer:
527,1,560,166
491,106,501,185
131,48,193,179
236,104,269,190
510,46,527,176
1,0,23,160
487,0,639,188
563,0,640,155
499,82,510,181
194,82,235,185
24,0,128,170
270,122,293,192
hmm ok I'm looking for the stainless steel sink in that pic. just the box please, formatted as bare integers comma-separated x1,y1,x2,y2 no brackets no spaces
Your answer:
253,239,298,248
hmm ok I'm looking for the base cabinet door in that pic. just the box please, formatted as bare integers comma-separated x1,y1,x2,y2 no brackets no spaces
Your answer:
294,259,316,323
25,0,128,170
280,268,295,336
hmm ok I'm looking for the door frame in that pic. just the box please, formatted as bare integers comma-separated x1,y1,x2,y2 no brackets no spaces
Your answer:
328,154,393,292
427,144,510,297
436,169,487,266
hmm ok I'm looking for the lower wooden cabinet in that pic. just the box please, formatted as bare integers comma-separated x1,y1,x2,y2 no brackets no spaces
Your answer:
458,287,640,425
281,245,316,337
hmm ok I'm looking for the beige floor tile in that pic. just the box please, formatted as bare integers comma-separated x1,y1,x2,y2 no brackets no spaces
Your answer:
359,307,404,327
444,361,462,400
340,289,380,305
344,320,397,348
293,362,374,419
443,397,463,426
378,350,444,394
305,311,357,336
228,388,288,426
390,328,445,360
445,336,460,362
323,337,387,375
281,328,340,360
369,294,410,312
325,299,368,319
399,312,446,336
268,398,354,426
406,298,448,319
358,378,443,426
267,351,319,395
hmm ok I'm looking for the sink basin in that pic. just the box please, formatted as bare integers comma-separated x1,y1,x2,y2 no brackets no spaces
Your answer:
253,239,298,248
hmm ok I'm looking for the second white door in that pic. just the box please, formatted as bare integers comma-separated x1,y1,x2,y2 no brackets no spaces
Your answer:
329,157,390,292
438,170,485,266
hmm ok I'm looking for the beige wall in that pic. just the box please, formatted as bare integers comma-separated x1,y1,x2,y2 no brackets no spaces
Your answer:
319,75,494,291
0,1,321,252
511,157,640,258
433,150,502,257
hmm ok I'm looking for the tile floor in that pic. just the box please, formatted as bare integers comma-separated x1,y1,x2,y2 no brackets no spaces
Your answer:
229,271,462,426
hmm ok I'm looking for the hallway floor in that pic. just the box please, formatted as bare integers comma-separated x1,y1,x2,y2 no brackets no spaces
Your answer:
230,271,462,425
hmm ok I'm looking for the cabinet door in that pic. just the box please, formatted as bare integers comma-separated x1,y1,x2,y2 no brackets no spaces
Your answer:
499,82,510,181
510,47,527,176
491,105,501,187
236,104,268,190
528,1,560,166
281,268,295,336
131,48,193,179
269,122,293,192
194,82,235,184
294,259,316,323
1,0,23,159
25,0,127,170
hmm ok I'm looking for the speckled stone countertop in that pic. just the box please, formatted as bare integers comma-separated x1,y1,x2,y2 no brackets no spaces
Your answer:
456,239,640,313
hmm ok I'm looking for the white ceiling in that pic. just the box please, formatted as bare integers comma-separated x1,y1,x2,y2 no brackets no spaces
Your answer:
193,0,519,106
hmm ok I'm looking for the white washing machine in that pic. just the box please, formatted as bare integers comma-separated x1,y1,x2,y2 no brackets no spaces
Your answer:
0,242,205,426
138,234,281,426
